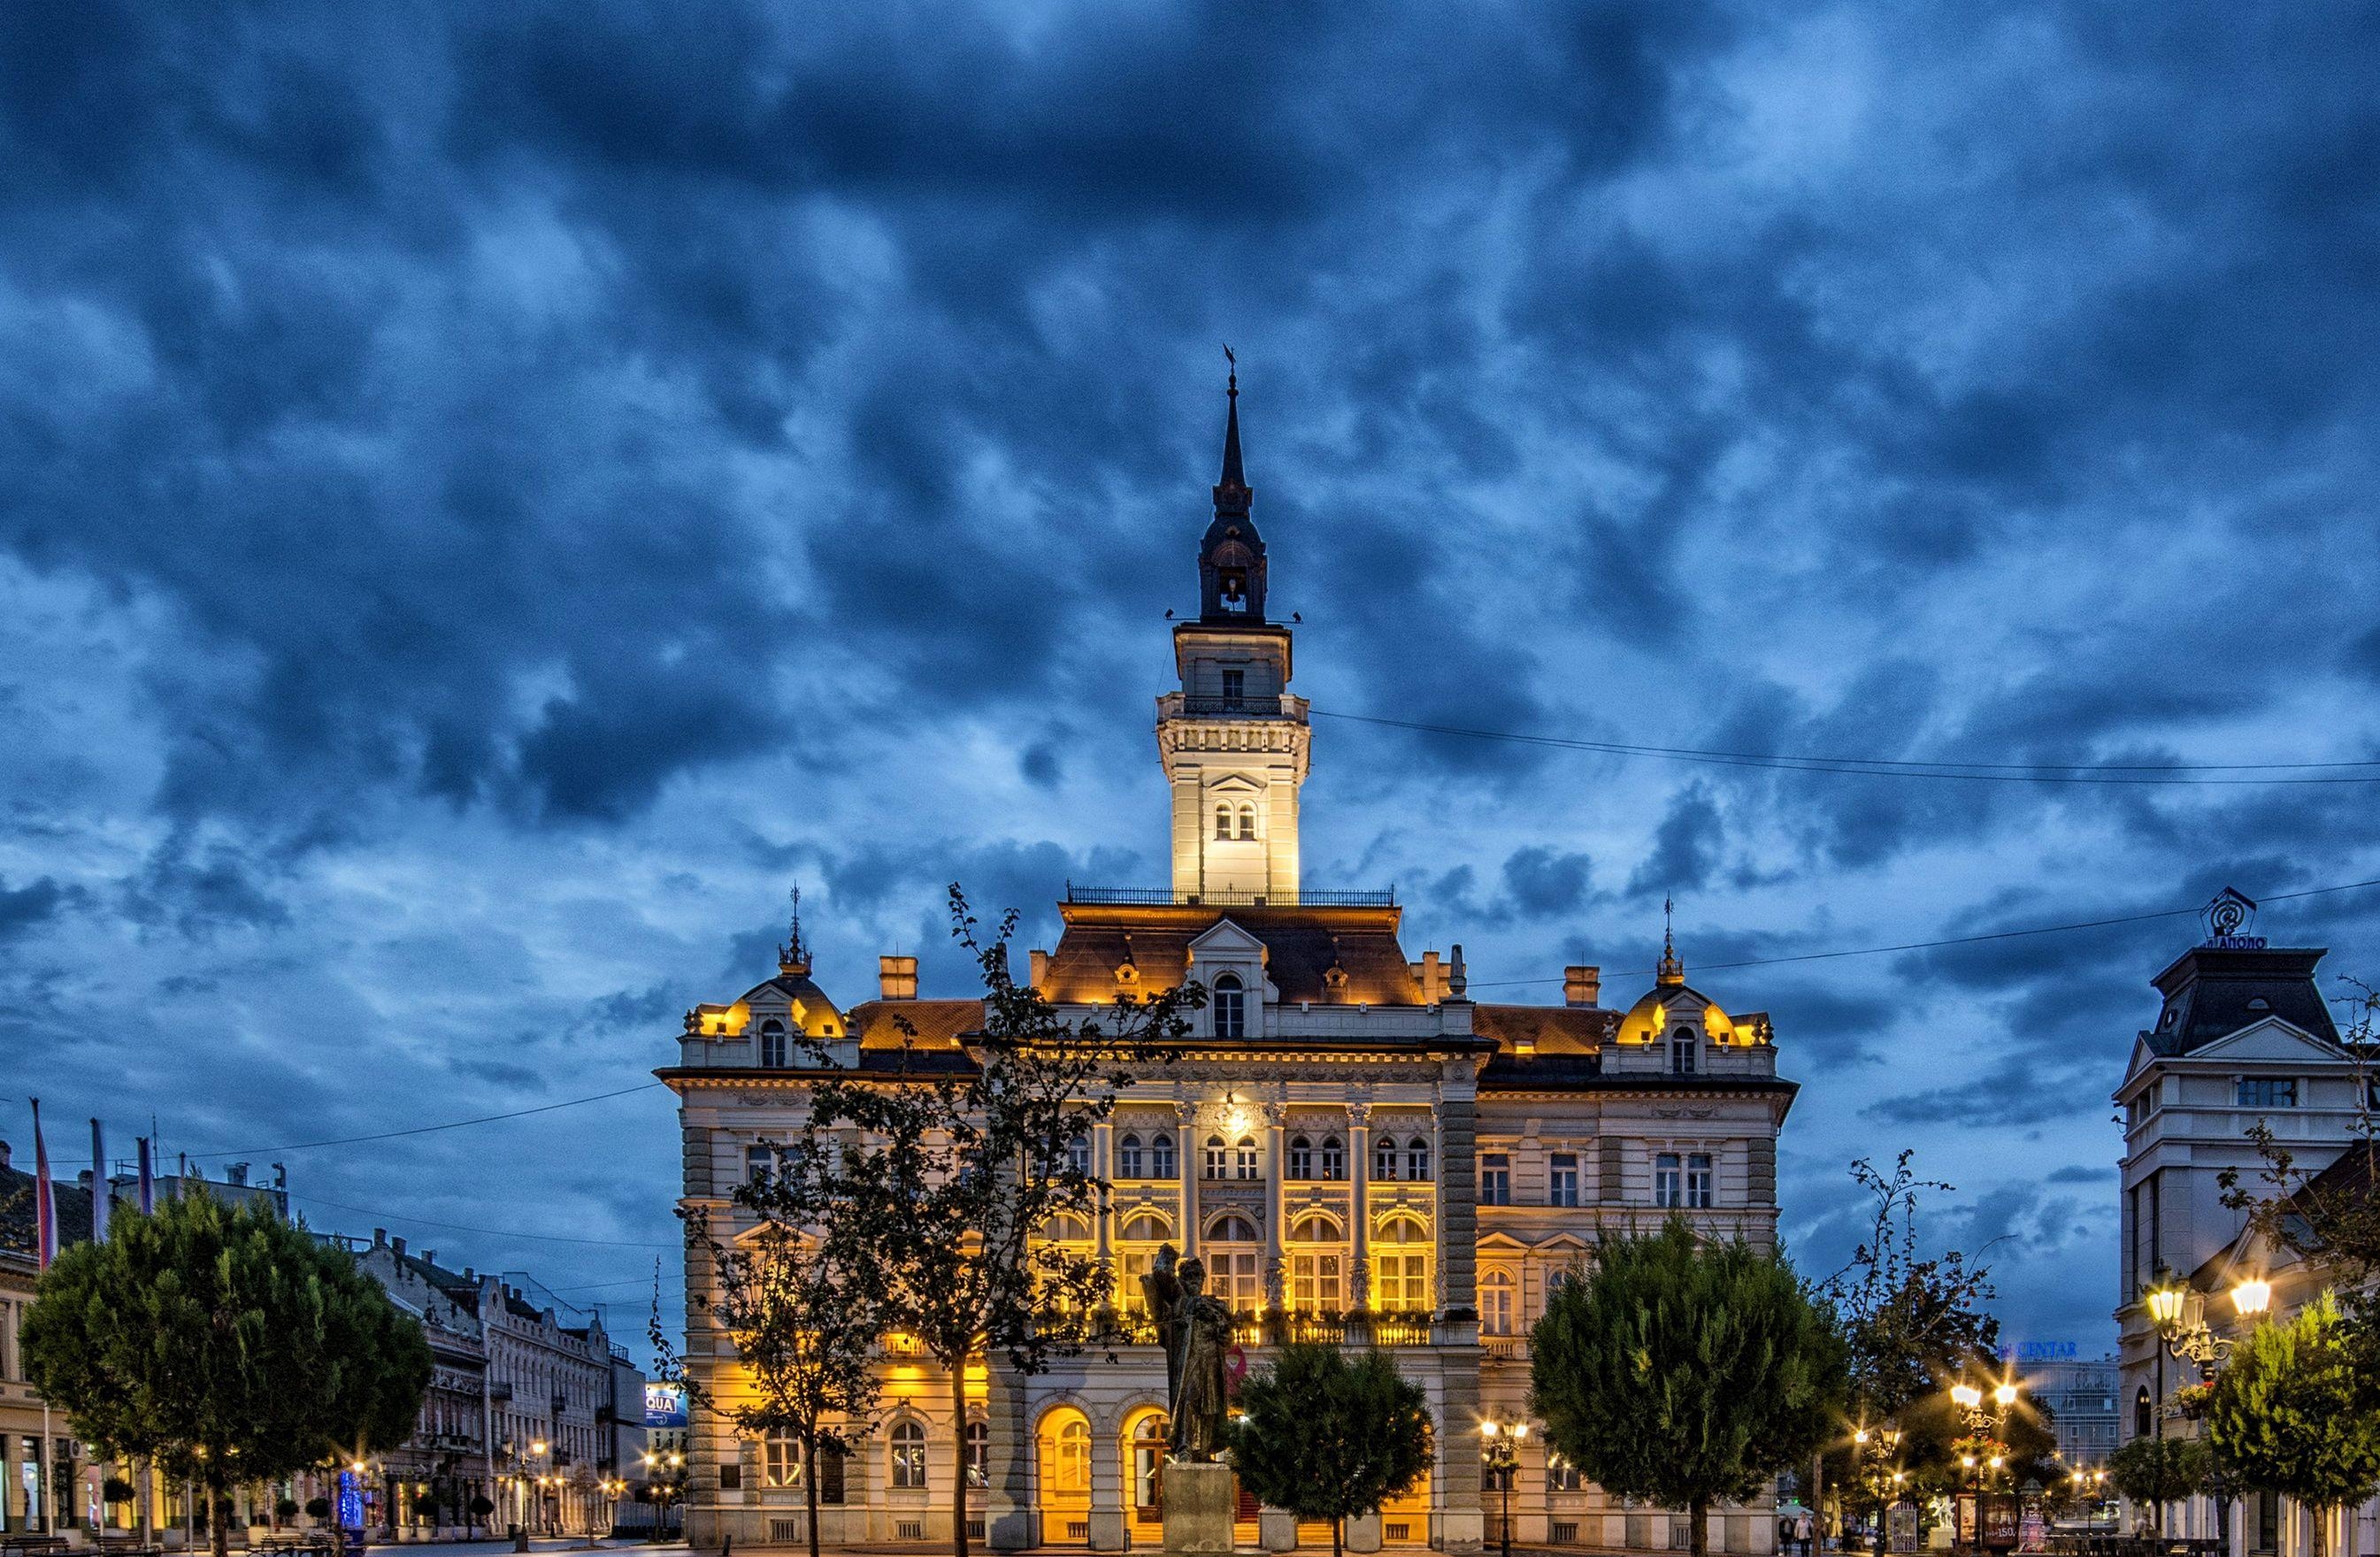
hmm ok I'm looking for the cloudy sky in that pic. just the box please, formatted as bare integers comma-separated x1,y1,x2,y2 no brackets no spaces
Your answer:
4,2,2377,1360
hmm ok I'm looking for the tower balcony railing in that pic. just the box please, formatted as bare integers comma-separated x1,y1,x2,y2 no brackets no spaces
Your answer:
1156,692,1309,721
1065,884,1394,909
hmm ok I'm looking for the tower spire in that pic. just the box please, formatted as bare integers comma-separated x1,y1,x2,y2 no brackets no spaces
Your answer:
1214,346,1249,517
779,886,810,976
1657,896,1684,986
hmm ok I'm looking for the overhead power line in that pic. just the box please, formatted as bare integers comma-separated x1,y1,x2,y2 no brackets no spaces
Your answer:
287,1189,678,1251
181,1082,671,1160
1467,875,2380,989
1314,709,2380,785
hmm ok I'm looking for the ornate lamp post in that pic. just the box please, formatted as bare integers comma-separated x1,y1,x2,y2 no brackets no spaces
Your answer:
1852,1424,1905,1556
1949,1377,2018,1553
1481,1420,1527,1557
2144,1277,2269,1548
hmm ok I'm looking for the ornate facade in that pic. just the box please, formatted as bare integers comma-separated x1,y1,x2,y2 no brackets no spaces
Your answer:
662,382,1799,1553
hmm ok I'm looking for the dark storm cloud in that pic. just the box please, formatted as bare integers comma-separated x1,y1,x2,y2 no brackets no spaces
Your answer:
5,0,2380,1361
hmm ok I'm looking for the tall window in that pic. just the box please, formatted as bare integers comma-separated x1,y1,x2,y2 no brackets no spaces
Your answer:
1220,668,1245,706
1654,1153,1683,1208
758,1018,789,1069
1547,1453,1583,1493
966,1421,988,1488
1118,1133,1145,1179
2237,1078,2298,1108
1374,1216,1432,1310
891,1421,927,1490
818,1443,845,1504
763,1429,801,1488
1686,1153,1714,1209
1374,1137,1401,1180
1234,1137,1259,1180
1480,1269,1515,1336
1150,1132,1177,1179
1407,1136,1432,1181
1056,1419,1090,1494
1213,975,1247,1039
1237,805,1256,840
1204,1134,1229,1179
1066,1135,1092,1176
1215,804,1232,840
1289,1211,1346,1312
1670,1026,1699,1075
1480,1152,1512,1207
1207,1216,1263,1311
1132,1415,1171,1518
1288,1135,1314,1179
1320,1135,1346,1180
1548,1153,1580,1208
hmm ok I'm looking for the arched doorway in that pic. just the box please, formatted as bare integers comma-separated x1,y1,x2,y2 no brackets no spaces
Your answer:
1036,1407,1094,1546
1125,1408,1171,1538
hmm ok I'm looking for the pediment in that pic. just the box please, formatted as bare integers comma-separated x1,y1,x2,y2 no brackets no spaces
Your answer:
1188,918,1268,960
1203,773,1267,796
1476,1231,1533,1253
2182,1017,2335,1065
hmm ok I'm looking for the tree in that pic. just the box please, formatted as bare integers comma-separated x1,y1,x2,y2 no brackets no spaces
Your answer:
2206,1293,2380,1557
1817,1154,2005,1551
2107,1436,2209,1529
1532,1220,1845,1557
1229,1345,1434,1557
19,1189,432,1557
794,887,1201,1557
656,1164,883,1557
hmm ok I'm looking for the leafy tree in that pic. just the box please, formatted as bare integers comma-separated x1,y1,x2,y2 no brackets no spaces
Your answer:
655,1167,883,1557
792,888,1200,1557
1229,1345,1434,1557
1817,1154,2005,1551
2107,1435,2209,1531
2206,1293,2380,1557
1532,1220,1845,1557
19,1190,431,1557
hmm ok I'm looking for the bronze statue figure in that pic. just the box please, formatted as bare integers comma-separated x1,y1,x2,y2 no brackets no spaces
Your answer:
1166,1255,1232,1462
1141,1242,1184,1408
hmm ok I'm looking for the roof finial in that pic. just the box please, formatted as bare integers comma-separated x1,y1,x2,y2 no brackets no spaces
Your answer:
1657,896,1684,986
779,886,810,975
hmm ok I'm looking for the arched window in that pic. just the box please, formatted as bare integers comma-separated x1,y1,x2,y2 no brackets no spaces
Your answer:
1151,1132,1178,1179
1213,974,1247,1039
1065,1134,1092,1176
891,1421,927,1490
1215,805,1233,840
1132,1414,1171,1518
1237,805,1256,840
1407,1136,1432,1182
2134,1386,2153,1439
1203,1134,1229,1179
1320,1135,1346,1180
966,1420,988,1488
1288,1135,1314,1179
1056,1418,1091,1494
1118,1133,1145,1180
1670,1026,1699,1075
1374,1137,1400,1181
1234,1136,1259,1180
758,1017,789,1070
1209,1214,1260,1242
1481,1269,1516,1337
1289,1212,1344,1243
1121,1214,1172,1242
1043,1214,1092,1244
1205,1216,1263,1311
1373,1216,1432,1311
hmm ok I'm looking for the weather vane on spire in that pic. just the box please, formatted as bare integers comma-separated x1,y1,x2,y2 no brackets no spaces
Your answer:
1658,896,1684,985
1224,342,1236,395
780,886,808,973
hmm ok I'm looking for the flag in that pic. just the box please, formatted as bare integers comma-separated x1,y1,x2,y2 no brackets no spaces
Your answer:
89,1118,109,1244
136,1136,155,1215
31,1099,56,1270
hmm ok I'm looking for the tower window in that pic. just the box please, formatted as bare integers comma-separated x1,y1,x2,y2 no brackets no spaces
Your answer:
1213,973,1247,1039
1670,1026,1699,1075
758,1017,789,1070
1237,804,1256,840
1221,668,1245,707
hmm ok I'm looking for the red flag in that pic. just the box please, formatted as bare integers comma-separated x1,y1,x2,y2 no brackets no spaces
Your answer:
31,1099,56,1269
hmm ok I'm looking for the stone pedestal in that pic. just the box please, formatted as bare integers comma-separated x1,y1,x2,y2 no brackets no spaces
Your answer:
1344,1514,1383,1553
1259,1508,1297,1552
1162,1461,1236,1556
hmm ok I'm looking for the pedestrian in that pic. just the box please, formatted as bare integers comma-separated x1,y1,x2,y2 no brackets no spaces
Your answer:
1797,1512,1815,1557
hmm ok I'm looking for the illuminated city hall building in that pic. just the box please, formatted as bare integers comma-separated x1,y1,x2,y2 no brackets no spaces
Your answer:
661,385,1799,1555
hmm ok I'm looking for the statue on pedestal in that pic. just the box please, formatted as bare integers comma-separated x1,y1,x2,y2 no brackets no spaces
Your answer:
1164,1256,1232,1462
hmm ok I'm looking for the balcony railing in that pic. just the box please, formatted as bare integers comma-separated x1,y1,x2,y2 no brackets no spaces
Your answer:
1158,692,1308,721
1103,1310,1439,1347
1066,885,1395,909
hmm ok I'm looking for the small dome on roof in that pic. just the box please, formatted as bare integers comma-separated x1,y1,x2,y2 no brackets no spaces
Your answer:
1615,983,1742,1046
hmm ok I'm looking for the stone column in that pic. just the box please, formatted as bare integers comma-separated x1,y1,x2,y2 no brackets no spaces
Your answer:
1436,1066,1486,1553
1087,1415,1126,1553
1347,1103,1372,1310
1178,1102,1201,1257
1263,1102,1288,1308
1093,1121,1117,1303
984,1364,1034,1551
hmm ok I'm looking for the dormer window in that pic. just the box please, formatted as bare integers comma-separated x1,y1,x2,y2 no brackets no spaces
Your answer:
758,1018,789,1070
1670,1026,1699,1075
2247,997,2272,1013
1213,974,1248,1039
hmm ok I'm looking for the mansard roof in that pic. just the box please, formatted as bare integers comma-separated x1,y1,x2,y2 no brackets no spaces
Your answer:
1043,901,1421,1007
0,1160,92,1259
846,998,984,1051
1470,1004,1615,1055
2141,945,2338,1055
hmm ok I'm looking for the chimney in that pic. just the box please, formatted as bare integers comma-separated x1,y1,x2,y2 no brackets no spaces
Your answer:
227,1162,250,1186
78,1169,93,1192
879,955,918,1001
391,1236,407,1259
373,1228,388,1248
1564,965,1601,1008
1415,951,1443,1002
1029,949,1049,992
425,1249,436,1266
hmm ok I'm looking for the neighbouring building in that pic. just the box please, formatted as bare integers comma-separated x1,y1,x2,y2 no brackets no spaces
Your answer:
662,380,1800,1555
2113,897,2361,1551
2021,1354,2119,1471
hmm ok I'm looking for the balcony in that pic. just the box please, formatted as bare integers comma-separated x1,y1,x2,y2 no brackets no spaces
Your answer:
1158,693,1307,722
1065,885,1395,909
1105,1310,1439,1347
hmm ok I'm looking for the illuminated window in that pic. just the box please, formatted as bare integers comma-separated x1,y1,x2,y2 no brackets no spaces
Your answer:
1290,1250,1343,1312
1118,1134,1144,1179
1043,1214,1092,1244
1215,805,1232,840
1121,1213,1171,1242
966,1421,988,1488
1213,975,1247,1039
1670,1027,1698,1075
1481,1269,1515,1336
1686,1153,1714,1209
1655,1154,1682,1208
1480,1153,1512,1207
891,1421,927,1490
1066,1135,1091,1176
1151,1132,1178,1178
763,1429,801,1489
1407,1136,1432,1181
1290,1211,1344,1244
1320,1135,1346,1180
1237,805,1256,840
1549,1153,1579,1208
1374,1137,1400,1180
758,1018,789,1070
1206,1216,1263,1311
1548,1453,1583,1492
1056,1418,1090,1494
1234,1136,1259,1179
1204,1135,1229,1179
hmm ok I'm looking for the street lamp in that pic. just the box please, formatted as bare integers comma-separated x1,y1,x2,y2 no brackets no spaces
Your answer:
2146,1276,2274,1382
1481,1420,1528,1557
1950,1374,2019,1553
